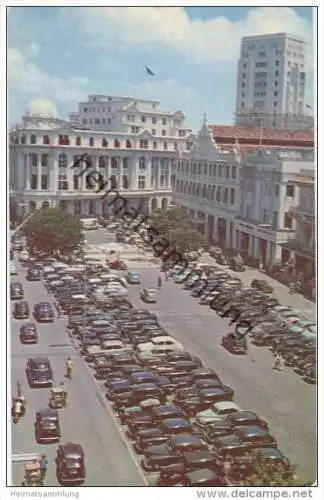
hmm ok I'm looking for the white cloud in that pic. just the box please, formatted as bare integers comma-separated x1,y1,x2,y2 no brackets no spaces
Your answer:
28,42,40,57
70,6,313,65
8,47,89,106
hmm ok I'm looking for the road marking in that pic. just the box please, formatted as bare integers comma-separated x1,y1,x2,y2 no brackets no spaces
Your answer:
80,357,149,486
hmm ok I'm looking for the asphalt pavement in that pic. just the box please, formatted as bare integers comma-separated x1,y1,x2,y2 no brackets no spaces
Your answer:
10,258,145,487
126,267,317,484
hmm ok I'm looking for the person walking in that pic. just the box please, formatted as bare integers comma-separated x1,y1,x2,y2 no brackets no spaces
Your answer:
39,454,48,481
65,357,73,379
157,276,162,289
273,353,284,371
289,281,296,294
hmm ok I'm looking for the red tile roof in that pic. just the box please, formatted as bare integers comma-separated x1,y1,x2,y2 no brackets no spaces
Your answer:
211,125,314,143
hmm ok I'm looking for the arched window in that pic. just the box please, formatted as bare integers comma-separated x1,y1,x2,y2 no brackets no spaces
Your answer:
43,135,50,145
114,139,120,148
89,137,94,147
111,157,118,169
59,135,69,145
30,134,36,145
102,138,108,147
76,136,81,146
58,153,67,168
139,157,146,169
21,135,26,144
126,139,132,148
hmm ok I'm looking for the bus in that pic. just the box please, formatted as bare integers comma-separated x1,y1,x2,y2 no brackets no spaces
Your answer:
79,218,99,230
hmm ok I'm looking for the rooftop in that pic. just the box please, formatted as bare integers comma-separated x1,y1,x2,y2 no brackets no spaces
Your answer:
211,125,314,143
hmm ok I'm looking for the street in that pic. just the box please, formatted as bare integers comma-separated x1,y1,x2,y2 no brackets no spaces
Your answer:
10,256,145,487
10,228,317,485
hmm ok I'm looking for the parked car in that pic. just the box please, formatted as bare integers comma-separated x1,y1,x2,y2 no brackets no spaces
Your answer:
126,271,141,284
13,301,29,319
140,288,157,303
251,279,274,294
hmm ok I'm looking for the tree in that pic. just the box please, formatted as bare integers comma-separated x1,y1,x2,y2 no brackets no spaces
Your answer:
24,207,81,256
149,206,206,255
237,451,296,486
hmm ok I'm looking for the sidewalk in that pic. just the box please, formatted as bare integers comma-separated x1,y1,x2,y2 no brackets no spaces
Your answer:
199,254,316,322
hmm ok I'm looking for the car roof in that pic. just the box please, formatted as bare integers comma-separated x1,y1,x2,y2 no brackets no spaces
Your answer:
213,401,240,411
60,443,84,455
30,357,50,364
172,434,202,444
160,418,190,427
186,468,220,482
39,408,58,418
229,411,260,421
235,425,268,436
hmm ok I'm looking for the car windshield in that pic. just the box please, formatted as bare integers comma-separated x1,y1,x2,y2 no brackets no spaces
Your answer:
65,459,81,468
35,364,50,372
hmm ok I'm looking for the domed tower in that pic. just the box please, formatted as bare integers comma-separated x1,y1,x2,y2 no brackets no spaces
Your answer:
27,99,58,119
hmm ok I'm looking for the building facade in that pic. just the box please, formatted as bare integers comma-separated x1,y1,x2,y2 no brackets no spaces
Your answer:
10,97,192,217
234,149,314,266
173,116,240,246
281,173,315,279
235,33,312,130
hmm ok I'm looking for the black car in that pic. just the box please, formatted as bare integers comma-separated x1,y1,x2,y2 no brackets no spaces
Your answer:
192,368,221,383
226,411,269,431
34,302,55,323
26,268,41,281
35,408,61,443
10,282,24,300
127,414,154,439
26,357,53,387
202,423,234,443
56,443,86,485
159,418,192,435
221,333,247,354
133,428,169,453
251,279,274,294
199,387,234,405
13,301,29,319
20,323,38,344
157,451,225,486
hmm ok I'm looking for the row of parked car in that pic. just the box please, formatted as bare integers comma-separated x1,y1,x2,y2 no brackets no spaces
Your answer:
32,256,296,487
165,262,316,384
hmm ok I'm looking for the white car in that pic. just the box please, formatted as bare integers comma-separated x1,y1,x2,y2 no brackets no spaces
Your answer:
19,250,29,262
10,263,18,275
195,402,241,428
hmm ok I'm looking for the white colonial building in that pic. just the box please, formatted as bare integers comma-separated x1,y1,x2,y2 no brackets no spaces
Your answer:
9,97,192,217
174,116,241,246
234,148,314,266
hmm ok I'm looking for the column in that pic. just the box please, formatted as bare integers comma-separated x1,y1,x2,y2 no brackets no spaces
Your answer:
237,231,242,251
167,158,172,188
248,235,253,256
254,237,260,259
225,220,231,248
36,154,41,190
157,158,161,189
213,217,219,243
231,224,236,249
67,153,73,191
118,157,123,190
106,156,111,185
265,240,271,265
26,154,31,190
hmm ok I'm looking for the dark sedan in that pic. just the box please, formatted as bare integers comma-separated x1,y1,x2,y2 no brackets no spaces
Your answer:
20,323,38,344
13,301,29,319
34,303,55,323
35,408,60,443
56,443,86,485
10,282,24,300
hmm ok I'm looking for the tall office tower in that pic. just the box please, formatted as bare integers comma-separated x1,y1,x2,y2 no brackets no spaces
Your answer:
235,33,312,130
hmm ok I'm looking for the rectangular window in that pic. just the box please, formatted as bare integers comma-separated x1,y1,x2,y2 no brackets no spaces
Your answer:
138,175,146,189
41,174,48,190
286,184,295,197
230,188,235,205
82,119,87,125
162,130,166,136
58,174,68,191
275,184,280,196
224,188,228,204
94,118,100,124
141,116,146,123
73,175,79,190
152,129,156,135
162,118,166,125
272,211,278,228
163,142,168,150
225,165,230,179
152,117,156,124
232,166,237,179
31,174,37,190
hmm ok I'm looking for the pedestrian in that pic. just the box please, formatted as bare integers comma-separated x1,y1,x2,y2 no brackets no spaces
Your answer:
165,271,169,281
39,454,48,481
289,281,295,294
157,276,162,289
272,353,284,371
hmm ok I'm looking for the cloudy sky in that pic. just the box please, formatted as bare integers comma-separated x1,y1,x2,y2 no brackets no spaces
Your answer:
7,6,314,130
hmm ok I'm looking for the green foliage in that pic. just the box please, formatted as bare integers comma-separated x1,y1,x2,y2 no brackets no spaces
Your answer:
150,207,206,255
24,207,81,256
239,451,295,486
